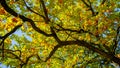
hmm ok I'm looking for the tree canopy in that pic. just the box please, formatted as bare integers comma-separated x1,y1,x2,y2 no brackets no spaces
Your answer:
0,0,120,68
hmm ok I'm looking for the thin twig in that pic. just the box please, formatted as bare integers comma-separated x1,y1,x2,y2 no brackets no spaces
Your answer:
40,0,50,24
23,0,46,20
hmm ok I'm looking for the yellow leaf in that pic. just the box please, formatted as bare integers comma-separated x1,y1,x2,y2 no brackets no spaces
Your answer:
14,46,18,50
86,33,90,41
22,45,26,51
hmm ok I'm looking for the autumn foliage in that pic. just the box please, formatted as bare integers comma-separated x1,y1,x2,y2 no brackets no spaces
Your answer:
0,0,120,68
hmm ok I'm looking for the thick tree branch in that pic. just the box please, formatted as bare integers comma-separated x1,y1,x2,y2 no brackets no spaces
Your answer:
1,25,22,40
1,0,52,37
50,27,61,43
45,39,120,65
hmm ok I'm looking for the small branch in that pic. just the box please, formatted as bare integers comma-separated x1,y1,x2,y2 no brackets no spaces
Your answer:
72,56,99,67
3,49,22,57
45,44,61,62
0,24,22,60
0,25,22,59
81,0,98,16
36,54,44,62
20,54,44,67
87,0,96,16
50,27,61,43
25,55,33,64
101,0,107,5
20,55,34,67
3,25,22,40
81,0,90,7
0,24,22,46
113,27,120,54
23,0,46,20
65,32,72,41
52,56,65,62
4,50,24,63
40,0,50,24
0,39,4,46
1,41,4,59
103,44,112,53
54,24,98,38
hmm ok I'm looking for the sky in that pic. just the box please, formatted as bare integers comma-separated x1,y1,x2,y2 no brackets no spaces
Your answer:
0,63,10,68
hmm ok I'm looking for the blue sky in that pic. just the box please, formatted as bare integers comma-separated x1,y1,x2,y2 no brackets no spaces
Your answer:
0,63,10,68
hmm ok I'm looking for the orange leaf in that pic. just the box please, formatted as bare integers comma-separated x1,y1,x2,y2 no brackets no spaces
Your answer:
12,18,18,22
0,8,6,14
59,0,63,4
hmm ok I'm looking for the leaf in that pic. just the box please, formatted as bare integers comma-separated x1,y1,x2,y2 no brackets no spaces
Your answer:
0,0,120,67
22,45,26,52
58,0,63,4
12,18,18,22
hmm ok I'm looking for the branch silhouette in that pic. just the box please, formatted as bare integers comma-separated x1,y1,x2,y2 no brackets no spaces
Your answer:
0,0,120,66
